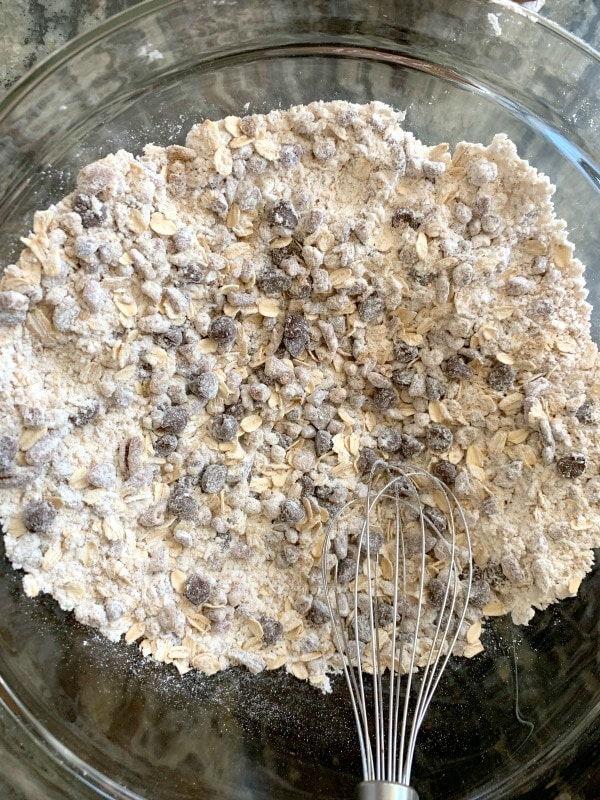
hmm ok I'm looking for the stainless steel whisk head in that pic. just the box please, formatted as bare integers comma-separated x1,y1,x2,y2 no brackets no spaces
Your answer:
322,460,473,800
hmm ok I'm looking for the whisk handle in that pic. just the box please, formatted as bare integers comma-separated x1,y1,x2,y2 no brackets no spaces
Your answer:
357,781,419,800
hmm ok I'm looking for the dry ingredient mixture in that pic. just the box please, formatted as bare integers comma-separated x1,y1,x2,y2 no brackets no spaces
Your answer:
0,101,599,691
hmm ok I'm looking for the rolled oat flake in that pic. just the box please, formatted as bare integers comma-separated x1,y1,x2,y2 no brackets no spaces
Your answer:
0,100,599,692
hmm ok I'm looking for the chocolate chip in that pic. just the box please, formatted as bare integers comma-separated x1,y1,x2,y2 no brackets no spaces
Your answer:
431,460,457,486
391,207,421,230
281,498,305,524
112,384,133,408
378,428,402,453
488,363,516,392
376,602,395,625
277,432,293,449
105,599,127,621
248,154,268,174
88,461,117,488
153,434,177,456
176,262,204,283
70,399,100,427
138,503,166,528
530,298,554,317
200,464,227,494
315,430,333,457
472,562,505,589
167,493,199,521
397,434,425,459
470,580,491,608
257,266,292,295
73,193,91,214
426,424,454,453
372,387,396,409
428,578,447,607
167,383,187,406
0,435,18,471
22,500,57,533
280,143,304,167
83,207,107,228
213,414,238,442
231,543,253,561
304,404,333,431
283,312,310,358
0,468,39,488
313,138,336,161
74,193,107,227
425,376,446,401
208,316,236,346
407,373,426,398
409,268,435,286
357,295,384,322
224,402,245,421
500,554,524,584
188,372,219,400
393,340,419,363
283,311,309,339
298,474,315,497
160,407,188,434
307,598,330,625
304,208,325,234
357,447,380,473
0,290,29,325
337,557,357,584
315,484,334,501
270,238,302,266
575,400,595,425
279,544,300,566
183,574,211,605
423,506,447,534
378,429,424,458
24,435,59,466
359,530,384,554
259,616,283,645
391,369,413,388
156,326,184,348
481,496,500,517
557,453,586,479
215,530,231,552
267,200,299,229
442,355,473,379
452,262,474,288
239,115,259,136
355,616,373,644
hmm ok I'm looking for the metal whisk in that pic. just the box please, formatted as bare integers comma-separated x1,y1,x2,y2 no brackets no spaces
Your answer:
322,460,473,800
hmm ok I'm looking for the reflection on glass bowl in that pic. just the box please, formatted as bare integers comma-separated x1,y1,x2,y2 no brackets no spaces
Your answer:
0,0,599,798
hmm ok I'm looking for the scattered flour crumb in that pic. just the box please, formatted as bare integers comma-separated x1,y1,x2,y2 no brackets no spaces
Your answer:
487,13,503,36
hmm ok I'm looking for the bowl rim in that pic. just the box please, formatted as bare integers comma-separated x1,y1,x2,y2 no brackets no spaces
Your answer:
0,1,600,798
0,669,146,800
0,0,599,124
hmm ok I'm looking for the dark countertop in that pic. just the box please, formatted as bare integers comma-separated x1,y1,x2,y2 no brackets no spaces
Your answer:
0,1,599,799
1,0,599,91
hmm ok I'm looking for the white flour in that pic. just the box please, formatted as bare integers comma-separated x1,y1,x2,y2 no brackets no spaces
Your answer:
0,101,598,690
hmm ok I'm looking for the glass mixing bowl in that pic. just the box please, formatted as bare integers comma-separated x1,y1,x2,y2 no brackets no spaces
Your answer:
0,0,599,797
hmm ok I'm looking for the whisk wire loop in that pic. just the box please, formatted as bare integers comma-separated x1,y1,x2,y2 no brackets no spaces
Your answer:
325,513,372,776
387,491,403,783
322,460,473,793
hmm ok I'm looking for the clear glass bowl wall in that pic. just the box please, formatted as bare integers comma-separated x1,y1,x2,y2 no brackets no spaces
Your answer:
0,1,599,798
